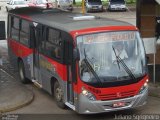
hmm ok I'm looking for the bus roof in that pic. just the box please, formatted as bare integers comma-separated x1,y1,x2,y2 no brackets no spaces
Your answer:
9,7,135,32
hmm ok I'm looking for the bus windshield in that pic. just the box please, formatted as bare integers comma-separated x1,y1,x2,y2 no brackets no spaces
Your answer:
77,31,147,85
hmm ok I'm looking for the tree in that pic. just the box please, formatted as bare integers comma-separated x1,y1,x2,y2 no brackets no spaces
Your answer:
73,0,76,4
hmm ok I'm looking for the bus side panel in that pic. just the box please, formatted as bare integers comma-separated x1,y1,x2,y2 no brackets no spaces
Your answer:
8,39,33,80
8,39,19,71
38,54,67,102
21,54,33,80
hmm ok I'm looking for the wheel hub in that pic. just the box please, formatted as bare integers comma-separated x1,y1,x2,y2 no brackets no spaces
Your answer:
19,67,24,80
55,87,62,101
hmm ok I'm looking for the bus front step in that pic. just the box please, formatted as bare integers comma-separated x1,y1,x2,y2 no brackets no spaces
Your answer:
32,79,42,88
65,102,75,110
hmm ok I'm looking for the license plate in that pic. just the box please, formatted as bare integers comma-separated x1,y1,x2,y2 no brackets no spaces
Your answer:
113,102,125,107
116,5,121,7
116,7,121,10
93,6,98,9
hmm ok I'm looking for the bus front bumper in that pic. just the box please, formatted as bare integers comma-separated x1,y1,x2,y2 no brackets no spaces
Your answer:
77,87,148,114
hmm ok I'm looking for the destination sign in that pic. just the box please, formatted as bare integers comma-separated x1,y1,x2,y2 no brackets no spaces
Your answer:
83,31,136,44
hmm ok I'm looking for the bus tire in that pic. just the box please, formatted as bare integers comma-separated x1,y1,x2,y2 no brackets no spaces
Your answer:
54,81,65,109
18,60,29,84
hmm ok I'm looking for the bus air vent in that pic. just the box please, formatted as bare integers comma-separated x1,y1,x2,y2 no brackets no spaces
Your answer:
98,90,137,101
73,16,96,20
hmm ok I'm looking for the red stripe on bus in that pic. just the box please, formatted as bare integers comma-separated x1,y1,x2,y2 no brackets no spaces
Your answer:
74,75,148,100
70,26,138,39
8,39,33,57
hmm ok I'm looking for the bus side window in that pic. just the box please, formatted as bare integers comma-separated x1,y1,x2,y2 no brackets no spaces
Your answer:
20,20,29,46
45,28,62,60
11,17,20,41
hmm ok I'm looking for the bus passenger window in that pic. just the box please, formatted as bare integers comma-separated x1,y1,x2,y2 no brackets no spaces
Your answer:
48,28,61,45
45,41,61,60
11,17,20,41
54,47,61,59
20,20,29,46
44,28,62,60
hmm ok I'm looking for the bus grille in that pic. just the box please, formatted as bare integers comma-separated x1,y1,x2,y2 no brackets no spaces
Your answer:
98,90,137,101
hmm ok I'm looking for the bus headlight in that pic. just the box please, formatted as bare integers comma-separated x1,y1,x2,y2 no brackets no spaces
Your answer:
139,79,149,94
82,87,96,101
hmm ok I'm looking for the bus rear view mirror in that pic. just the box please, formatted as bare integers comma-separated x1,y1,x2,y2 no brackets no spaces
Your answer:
73,48,80,61
0,21,6,40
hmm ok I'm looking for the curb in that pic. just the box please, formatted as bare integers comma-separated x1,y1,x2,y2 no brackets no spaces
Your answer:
0,93,34,113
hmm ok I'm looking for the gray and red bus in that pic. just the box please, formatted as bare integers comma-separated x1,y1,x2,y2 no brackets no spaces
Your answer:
5,7,148,114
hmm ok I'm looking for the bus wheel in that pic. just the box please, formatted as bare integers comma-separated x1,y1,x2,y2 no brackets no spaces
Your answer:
54,81,65,109
18,60,29,84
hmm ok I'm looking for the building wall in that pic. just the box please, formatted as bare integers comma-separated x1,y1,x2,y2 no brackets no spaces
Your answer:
140,4,156,38
137,0,160,64
137,0,157,38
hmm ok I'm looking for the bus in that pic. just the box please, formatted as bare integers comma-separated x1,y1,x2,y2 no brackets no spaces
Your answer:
4,7,148,114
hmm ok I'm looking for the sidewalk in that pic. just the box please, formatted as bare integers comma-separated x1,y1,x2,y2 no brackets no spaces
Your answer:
148,82,160,98
0,68,34,113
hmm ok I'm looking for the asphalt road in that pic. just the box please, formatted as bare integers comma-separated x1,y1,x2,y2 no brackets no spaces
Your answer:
0,3,160,120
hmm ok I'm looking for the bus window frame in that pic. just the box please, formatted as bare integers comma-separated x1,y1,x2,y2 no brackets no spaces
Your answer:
9,15,30,48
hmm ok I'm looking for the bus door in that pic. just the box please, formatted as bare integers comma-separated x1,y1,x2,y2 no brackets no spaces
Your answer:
67,65,74,105
30,24,42,86
65,39,77,109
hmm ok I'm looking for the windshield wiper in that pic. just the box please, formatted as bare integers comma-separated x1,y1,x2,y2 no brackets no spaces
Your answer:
112,46,136,81
112,46,121,70
83,49,102,86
